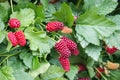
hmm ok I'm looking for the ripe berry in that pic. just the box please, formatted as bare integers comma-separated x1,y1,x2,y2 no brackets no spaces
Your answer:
14,31,26,46
46,21,64,32
71,48,79,56
78,64,86,72
58,56,70,72
8,32,18,46
78,78,90,80
105,46,118,55
96,68,105,78
55,39,71,58
61,36,77,50
8,18,20,28
61,27,72,34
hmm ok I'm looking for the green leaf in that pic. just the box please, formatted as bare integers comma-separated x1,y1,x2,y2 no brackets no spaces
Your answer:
85,44,102,61
40,0,49,8
52,77,67,80
10,8,35,27
0,18,5,30
19,50,33,68
0,66,15,80
30,61,50,78
108,70,120,80
76,25,100,46
0,1,9,21
41,65,65,80
108,15,120,29
87,67,95,78
76,34,89,48
32,56,40,70
65,66,78,80
8,57,26,71
83,0,118,15
14,70,34,80
0,31,5,43
53,2,74,27
76,9,116,46
105,31,120,49
25,27,53,54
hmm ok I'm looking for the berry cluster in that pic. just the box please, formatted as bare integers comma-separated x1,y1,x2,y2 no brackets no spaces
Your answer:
8,18,26,47
55,36,79,71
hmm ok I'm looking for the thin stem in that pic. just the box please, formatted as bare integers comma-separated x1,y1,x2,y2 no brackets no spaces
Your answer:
76,0,82,9
95,67,107,80
10,0,14,13
0,52,20,65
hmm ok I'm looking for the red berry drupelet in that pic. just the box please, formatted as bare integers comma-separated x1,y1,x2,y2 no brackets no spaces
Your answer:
105,46,118,55
8,32,18,46
14,31,26,46
61,36,79,55
8,18,20,28
46,21,64,32
55,39,71,58
58,56,70,72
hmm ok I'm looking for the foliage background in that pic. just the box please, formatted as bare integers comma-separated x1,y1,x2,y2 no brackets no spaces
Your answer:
0,0,120,80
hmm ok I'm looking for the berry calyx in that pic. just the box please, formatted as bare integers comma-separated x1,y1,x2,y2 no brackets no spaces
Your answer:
8,18,20,28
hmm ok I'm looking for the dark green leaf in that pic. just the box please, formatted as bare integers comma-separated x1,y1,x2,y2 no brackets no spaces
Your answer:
41,65,65,80
65,66,78,80
83,0,118,15
14,70,34,80
53,2,74,27
0,66,15,80
19,50,33,68
85,44,102,61
30,61,50,78
25,27,54,54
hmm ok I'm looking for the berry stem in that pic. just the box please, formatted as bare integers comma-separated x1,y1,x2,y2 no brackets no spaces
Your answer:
10,0,14,13
0,51,20,65
95,67,107,80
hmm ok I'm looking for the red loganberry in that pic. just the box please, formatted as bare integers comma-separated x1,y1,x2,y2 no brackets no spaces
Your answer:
78,78,91,80
105,46,118,55
46,21,64,32
78,64,86,72
8,32,18,46
71,48,80,56
55,39,71,58
58,56,70,72
14,31,26,46
61,36,77,50
8,18,20,28
96,68,105,78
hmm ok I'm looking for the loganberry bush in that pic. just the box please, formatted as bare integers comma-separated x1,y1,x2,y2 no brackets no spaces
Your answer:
1,0,120,80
